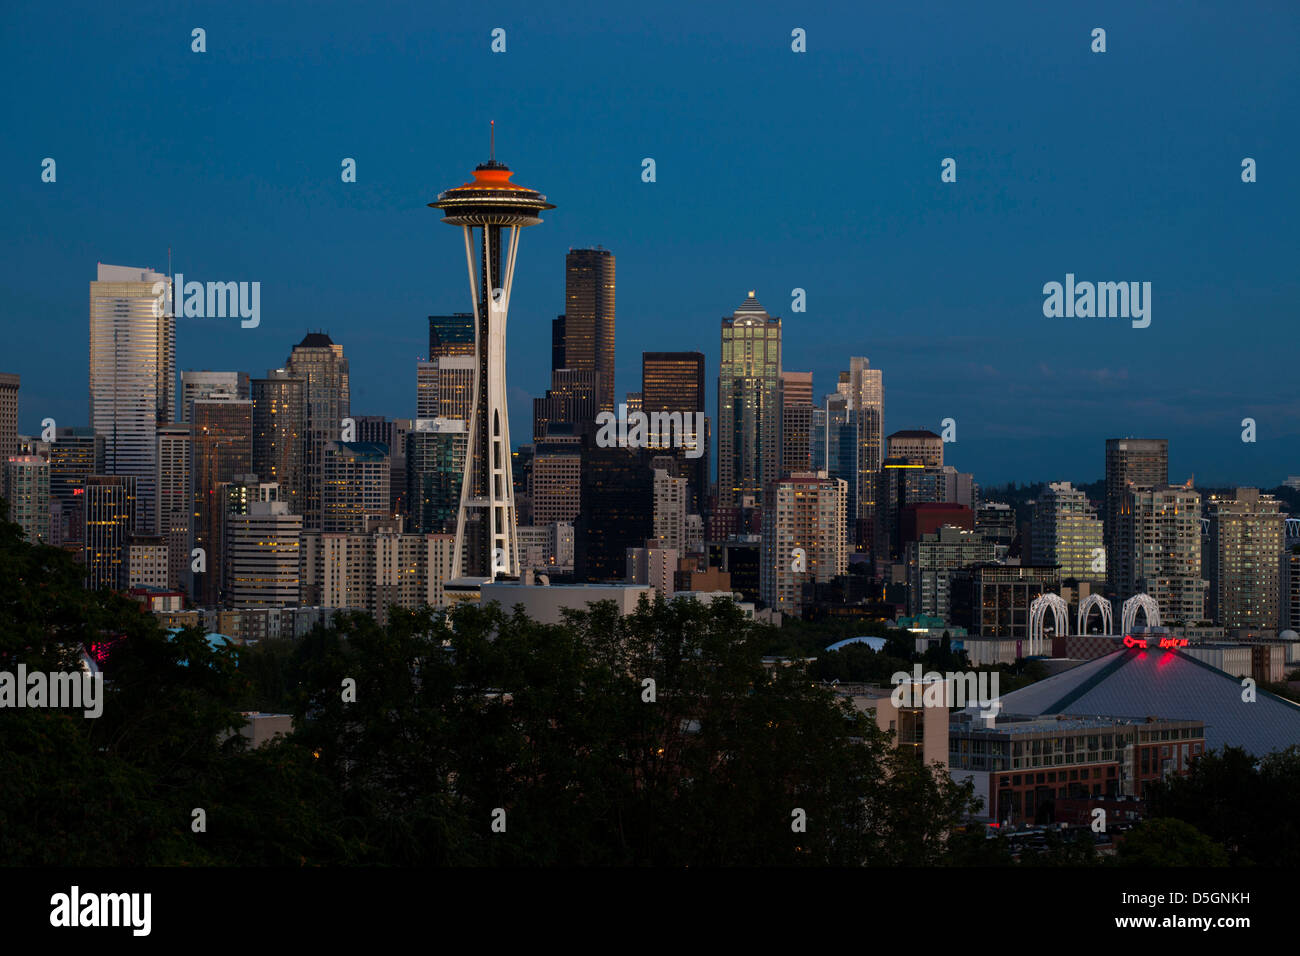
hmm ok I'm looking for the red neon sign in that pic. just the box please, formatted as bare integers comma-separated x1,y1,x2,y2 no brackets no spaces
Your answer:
1123,634,1188,649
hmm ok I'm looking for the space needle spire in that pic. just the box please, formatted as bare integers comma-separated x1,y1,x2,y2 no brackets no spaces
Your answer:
431,127,554,581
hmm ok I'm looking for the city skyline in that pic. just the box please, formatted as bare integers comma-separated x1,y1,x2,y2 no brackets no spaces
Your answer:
4,3,1297,486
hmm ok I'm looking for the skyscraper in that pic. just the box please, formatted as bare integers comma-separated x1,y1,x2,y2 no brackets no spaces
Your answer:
48,427,104,548
761,471,848,615
428,313,475,358
431,134,553,580
1105,438,1168,592
3,455,49,545
285,333,350,532
406,418,468,536
718,292,782,510
845,357,884,548
191,398,253,604
1119,483,1206,624
227,499,302,608
1031,481,1104,581
156,423,193,590
251,370,305,514
562,248,616,412
322,441,391,533
0,373,18,461
1205,489,1284,629
780,371,814,478
179,370,249,423
83,474,137,590
89,264,174,534
642,351,708,514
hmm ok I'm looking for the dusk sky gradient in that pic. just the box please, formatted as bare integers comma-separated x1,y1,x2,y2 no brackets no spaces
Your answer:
4,0,1297,486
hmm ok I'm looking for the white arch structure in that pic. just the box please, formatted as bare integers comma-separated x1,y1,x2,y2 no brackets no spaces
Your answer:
1121,594,1161,634
1028,593,1069,656
1077,594,1113,636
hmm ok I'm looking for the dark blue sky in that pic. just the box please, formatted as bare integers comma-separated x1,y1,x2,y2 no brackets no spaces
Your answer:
4,0,1297,486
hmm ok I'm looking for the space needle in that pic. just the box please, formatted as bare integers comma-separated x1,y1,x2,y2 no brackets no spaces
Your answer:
431,124,554,581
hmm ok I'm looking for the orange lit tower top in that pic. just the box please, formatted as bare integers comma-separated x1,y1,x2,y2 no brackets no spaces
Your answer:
427,125,553,582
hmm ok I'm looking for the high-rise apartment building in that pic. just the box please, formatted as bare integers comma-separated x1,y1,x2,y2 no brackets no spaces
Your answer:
1105,438,1168,592
3,455,49,544
845,358,884,539
719,292,782,509
1031,481,1104,581
780,371,814,478
417,356,475,422
90,264,174,535
0,373,18,461
907,525,997,620
322,441,390,533
1205,489,1284,629
761,471,848,615
285,332,350,532
652,467,688,553
562,248,616,412
1119,484,1206,625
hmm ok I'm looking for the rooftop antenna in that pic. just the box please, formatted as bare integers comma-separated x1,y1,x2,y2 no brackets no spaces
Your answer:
490,120,495,162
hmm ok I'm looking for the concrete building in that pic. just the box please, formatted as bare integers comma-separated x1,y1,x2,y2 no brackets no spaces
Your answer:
285,332,349,532
322,441,390,533
127,535,169,589
652,467,688,553
3,454,49,544
950,712,1205,825
906,525,997,620
627,542,679,598
1120,484,1207,625
0,373,18,461
1105,438,1168,593
1030,481,1104,581
301,522,455,622
227,500,302,607
1205,488,1284,629
477,580,654,626
761,471,848,614
834,680,949,768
